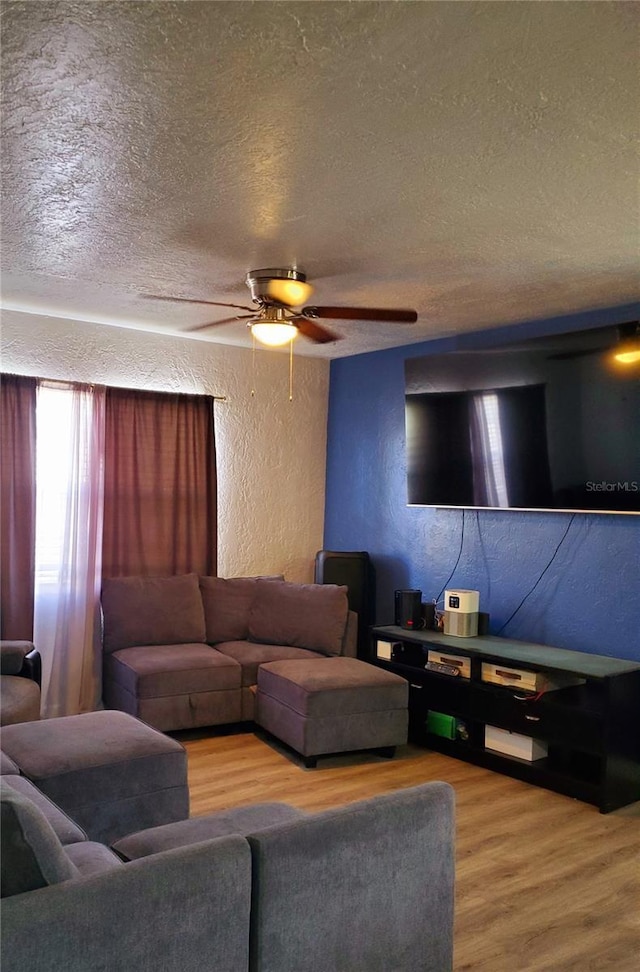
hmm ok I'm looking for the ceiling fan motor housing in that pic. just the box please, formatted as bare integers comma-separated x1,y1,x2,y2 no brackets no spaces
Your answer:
245,268,307,305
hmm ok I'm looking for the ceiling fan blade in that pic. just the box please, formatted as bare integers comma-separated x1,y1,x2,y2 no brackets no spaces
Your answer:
143,293,254,313
293,317,342,344
302,306,418,323
185,314,255,332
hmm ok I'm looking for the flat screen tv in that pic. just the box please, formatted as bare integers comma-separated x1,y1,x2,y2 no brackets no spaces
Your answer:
405,324,640,514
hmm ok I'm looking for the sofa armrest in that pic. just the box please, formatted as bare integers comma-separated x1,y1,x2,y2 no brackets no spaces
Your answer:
21,648,42,687
341,610,358,657
0,836,251,972
0,642,38,679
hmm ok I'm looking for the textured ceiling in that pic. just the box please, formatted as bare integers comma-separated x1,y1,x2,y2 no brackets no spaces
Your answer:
1,1,638,358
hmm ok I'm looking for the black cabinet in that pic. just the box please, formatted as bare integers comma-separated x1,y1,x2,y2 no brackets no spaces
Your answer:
371,626,640,813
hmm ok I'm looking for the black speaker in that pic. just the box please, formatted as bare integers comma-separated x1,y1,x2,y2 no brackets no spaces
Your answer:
314,551,374,660
394,589,423,630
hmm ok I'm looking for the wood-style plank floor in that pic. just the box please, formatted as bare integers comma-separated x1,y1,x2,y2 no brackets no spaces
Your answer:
176,728,640,972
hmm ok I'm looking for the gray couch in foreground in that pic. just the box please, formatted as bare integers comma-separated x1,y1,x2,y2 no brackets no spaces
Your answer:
101,573,359,732
1,730,455,972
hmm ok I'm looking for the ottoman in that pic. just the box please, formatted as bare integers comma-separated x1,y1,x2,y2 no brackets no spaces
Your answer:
0,710,189,843
256,656,408,767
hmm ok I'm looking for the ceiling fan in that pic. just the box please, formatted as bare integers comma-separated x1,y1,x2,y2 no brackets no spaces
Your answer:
144,268,418,346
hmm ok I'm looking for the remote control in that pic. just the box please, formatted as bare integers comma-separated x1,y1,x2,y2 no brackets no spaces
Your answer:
424,661,460,677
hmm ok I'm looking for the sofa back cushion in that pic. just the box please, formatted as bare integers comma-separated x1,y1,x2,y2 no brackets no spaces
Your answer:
248,580,349,656
246,781,454,972
101,574,206,653
1,783,79,898
200,576,283,644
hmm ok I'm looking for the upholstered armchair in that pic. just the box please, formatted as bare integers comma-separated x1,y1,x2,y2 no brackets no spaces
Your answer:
0,641,42,726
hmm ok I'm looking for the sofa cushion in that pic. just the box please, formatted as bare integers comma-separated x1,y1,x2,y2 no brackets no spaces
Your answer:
245,782,455,972
215,641,320,687
1,783,79,897
1,675,41,726
2,775,87,845
113,802,305,860
257,656,409,718
199,577,259,642
64,840,124,877
199,575,283,644
248,580,349,656
0,750,19,775
105,643,241,698
101,573,206,653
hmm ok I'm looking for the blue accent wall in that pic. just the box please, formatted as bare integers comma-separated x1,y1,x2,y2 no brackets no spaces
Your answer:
324,306,640,661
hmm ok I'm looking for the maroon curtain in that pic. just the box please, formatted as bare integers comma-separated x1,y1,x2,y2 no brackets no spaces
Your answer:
1,374,37,639
102,388,217,578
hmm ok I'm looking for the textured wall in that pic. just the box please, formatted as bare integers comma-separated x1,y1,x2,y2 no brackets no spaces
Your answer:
1,311,329,581
324,305,640,661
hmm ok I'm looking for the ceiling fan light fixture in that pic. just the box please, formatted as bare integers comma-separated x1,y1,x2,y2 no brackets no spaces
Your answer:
250,321,298,346
266,277,314,307
246,268,312,308
613,344,640,365
612,323,640,365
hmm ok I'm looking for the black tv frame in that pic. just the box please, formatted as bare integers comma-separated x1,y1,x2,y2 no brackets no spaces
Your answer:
404,324,640,516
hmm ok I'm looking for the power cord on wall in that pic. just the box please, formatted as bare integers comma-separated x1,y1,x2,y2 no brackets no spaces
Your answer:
433,509,466,608
496,513,577,635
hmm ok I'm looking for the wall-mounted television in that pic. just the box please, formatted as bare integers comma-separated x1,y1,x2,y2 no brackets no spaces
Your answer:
405,324,640,514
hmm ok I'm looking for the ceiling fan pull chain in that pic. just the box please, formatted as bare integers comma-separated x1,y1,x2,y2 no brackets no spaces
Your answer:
289,340,294,402
251,332,256,398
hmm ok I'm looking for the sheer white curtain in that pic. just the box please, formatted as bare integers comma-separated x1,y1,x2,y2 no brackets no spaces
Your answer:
34,382,106,718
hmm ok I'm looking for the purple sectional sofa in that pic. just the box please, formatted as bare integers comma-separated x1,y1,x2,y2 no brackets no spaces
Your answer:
101,574,358,732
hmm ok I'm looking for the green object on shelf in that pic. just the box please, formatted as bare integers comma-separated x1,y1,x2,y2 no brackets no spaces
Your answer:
426,710,457,740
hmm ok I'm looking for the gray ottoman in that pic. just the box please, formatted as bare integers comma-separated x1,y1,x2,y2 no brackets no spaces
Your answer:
256,656,408,767
0,710,189,843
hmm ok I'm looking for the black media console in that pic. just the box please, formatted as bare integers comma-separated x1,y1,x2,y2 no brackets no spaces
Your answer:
371,626,640,813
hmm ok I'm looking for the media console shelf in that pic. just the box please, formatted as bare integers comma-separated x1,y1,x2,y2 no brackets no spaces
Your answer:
371,626,640,812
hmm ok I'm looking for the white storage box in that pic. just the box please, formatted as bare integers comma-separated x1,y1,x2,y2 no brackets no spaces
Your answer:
481,663,543,691
485,725,548,761
375,640,394,661
427,650,471,679
481,664,585,694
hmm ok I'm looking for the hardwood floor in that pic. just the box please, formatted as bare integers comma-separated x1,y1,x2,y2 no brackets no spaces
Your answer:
177,728,640,972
